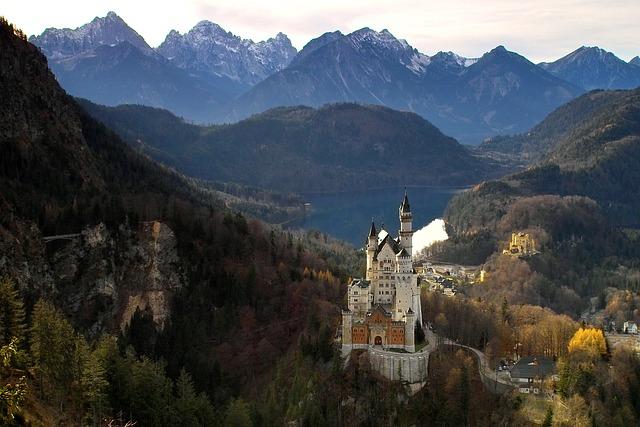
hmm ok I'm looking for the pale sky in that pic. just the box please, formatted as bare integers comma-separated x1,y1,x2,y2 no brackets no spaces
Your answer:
4,0,639,62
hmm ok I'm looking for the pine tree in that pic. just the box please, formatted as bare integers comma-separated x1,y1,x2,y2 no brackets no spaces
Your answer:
542,407,553,427
173,369,215,426
29,299,79,408
501,297,510,325
0,278,25,346
224,398,252,427
80,337,111,426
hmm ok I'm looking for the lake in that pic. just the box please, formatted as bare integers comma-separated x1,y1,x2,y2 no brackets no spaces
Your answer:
287,187,462,247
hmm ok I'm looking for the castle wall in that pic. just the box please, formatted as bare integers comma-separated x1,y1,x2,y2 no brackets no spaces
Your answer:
369,346,429,383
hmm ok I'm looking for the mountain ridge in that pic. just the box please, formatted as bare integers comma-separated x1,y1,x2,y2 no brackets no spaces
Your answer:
446,87,640,235
157,20,297,88
539,46,640,90
29,11,154,58
230,34,581,144
78,99,502,192
30,13,640,145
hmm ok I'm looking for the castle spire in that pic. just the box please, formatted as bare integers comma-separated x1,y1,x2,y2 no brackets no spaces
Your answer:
368,219,377,237
400,188,411,214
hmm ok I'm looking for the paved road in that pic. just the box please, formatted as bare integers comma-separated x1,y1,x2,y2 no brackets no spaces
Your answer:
439,336,514,387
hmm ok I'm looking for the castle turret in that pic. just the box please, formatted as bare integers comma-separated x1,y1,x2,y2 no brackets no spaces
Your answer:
405,308,416,353
399,190,413,256
366,220,377,275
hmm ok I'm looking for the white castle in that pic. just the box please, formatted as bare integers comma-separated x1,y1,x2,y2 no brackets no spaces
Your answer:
342,191,422,353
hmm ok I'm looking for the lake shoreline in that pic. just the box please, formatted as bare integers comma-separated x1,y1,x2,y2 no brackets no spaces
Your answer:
286,187,457,246
297,185,471,196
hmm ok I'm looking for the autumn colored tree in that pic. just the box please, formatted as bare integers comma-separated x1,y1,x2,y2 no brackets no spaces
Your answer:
0,338,27,423
0,278,25,347
568,327,607,359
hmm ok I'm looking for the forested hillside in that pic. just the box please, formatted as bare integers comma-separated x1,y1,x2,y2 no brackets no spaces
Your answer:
0,17,359,425
79,100,500,192
432,88,640,316
450,88,640,234
478,90,632,162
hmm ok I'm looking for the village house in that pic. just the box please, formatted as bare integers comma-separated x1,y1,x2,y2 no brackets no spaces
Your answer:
509,356,556,394
624,321,638,334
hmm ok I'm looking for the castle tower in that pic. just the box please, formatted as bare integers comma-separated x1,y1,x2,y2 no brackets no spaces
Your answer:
399,190,413,256
405,309,416,352
366,220,377,277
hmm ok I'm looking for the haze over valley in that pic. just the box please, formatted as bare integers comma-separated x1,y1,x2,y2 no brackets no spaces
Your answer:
27,11,640,144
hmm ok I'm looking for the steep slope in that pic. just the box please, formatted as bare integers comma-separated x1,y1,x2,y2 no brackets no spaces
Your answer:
478,89,630,162
157,21,296,89
30,12,232,121
540,46,640,90
450,46,581,139
288,30,344,67
50,41,231,121
1,18,355,416
80,100,498,192
1,17,225,327
230,28,430,120
631,56,640,67
446,88,640,234
232,33,580,144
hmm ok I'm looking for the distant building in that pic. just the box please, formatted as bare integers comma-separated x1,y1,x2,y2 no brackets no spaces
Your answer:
503,232,537,257
509,356,556,394
479,269,487,283
342,191,421,354
624,321,638,334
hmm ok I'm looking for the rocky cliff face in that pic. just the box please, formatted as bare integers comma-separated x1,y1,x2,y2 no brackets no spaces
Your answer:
29,11,153,59
157,21,297,87
1,219,184,336
51,221,184,334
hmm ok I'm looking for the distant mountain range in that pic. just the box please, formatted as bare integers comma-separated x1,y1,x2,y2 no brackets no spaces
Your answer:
29,12,296,122
78,100,501,192
30,12,640,144
229,33,582,143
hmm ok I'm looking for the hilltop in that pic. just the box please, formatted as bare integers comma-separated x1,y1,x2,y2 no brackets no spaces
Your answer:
79,100,501,192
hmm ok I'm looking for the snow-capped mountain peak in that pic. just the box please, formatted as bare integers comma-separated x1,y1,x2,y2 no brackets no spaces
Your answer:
345,27,431,75
157,22,297,86
430,51,478,69
29,11,153,59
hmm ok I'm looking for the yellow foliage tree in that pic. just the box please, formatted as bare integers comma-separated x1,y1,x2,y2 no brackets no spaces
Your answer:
567,327,607,358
